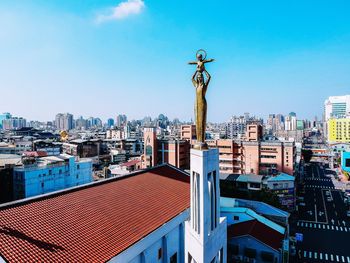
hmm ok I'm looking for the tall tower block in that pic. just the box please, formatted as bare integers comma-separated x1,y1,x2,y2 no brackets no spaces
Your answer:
185,148,227,263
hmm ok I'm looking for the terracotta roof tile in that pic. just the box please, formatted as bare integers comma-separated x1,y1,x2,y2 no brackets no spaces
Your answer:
0,165,190,262
227,219,284,251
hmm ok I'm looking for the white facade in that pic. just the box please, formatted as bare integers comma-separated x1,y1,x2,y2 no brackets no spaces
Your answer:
109,210,189,263
185,148,227,263
324,95,350,121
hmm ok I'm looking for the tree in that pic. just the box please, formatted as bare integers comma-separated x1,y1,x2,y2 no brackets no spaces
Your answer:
302,149,313,163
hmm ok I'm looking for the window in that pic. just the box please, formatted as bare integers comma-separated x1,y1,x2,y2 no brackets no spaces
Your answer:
170,253,177,263
41,182,44,188
77,164,80,170
158,248,162,260
234,216,239,220
49,170,52,175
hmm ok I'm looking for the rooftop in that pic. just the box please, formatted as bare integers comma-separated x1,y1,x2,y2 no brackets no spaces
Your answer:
0,164,190,262
227,219,284,251
236,174,264,183
265,173,295,182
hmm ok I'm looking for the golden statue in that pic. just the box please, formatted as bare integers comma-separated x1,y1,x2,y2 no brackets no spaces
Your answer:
188,49,214,149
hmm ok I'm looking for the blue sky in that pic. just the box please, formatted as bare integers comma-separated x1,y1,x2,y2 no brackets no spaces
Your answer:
0,0,350,122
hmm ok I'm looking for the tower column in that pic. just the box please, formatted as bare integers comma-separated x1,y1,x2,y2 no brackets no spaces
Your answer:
185,148,227,263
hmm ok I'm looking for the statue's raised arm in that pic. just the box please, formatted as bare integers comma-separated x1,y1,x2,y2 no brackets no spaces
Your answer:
188,49,214,149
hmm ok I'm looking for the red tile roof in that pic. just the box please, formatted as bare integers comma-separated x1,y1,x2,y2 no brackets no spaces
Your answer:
0,165,190,262
120,159,141,167
227,220,284,251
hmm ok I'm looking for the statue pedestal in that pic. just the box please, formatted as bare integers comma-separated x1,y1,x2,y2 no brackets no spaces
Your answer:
184,148,227,263
193,142,208,150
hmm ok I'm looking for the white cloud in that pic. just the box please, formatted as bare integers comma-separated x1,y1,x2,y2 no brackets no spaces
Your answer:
96,0,145,23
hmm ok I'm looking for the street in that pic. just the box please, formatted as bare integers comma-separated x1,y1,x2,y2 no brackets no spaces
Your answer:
293,162,350,262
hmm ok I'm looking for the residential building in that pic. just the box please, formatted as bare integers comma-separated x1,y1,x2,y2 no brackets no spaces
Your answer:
207,139,244,175
221,197,289,263
13,154,92,200
328,118,350,143
0,141,32,155
207,138,295,176
246,123,263,142
62,139,104,158
33,140,62,156
180,124,196,141
226,115,248,139
264,173,296,211
109,159,142,176
220,172,296,211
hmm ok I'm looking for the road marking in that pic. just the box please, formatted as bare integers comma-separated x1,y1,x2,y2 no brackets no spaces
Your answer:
336,226,339,231
345,228,348,232
331,254,334,261
340,227,343,231
315,252,317,259
327,225,330,229
323,224,325,229
347,256,350,262
342,256,345,262
304,251,307,257
332,226,334,230
337,255,339,262
325,254,328,261
320,253,323,260
309,251,312,259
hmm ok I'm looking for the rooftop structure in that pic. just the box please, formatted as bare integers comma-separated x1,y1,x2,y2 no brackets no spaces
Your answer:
0,165,190,262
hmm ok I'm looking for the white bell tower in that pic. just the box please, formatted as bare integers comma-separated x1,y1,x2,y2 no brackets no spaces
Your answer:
185,148,227,263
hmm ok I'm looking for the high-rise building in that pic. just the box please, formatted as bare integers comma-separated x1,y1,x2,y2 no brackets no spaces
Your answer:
75,116,87,130
55,113,74,131
324,95,350,121
2,117,26,130
107,118,115,128
116,114,127,127
0,113,11,129
284,113,297,131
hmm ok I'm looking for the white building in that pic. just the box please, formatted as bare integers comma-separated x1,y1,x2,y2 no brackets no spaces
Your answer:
324,95,350,121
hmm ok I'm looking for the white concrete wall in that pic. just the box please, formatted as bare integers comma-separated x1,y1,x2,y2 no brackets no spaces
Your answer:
109,209,189,263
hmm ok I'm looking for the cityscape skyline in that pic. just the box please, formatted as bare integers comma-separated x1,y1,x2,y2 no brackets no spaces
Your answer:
1,1,350,122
